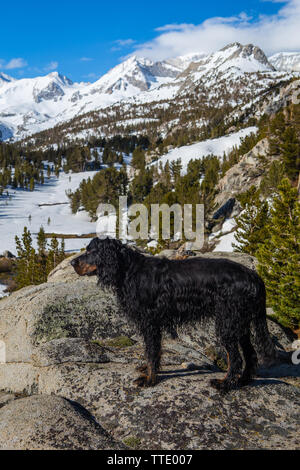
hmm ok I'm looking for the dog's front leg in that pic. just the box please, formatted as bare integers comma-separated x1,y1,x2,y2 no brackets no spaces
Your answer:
134,327,161,387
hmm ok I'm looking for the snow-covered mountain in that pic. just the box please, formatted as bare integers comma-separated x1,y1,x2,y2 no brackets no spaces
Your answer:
0,43,298,142
0,54,202,140
159,42,277,100
269,52,300,72
183,42,275,77
89,56,181,95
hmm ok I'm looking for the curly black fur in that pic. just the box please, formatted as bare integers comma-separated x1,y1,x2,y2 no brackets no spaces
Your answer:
71,237,276,392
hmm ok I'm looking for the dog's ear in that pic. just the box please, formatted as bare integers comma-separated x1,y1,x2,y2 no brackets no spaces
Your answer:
96,239,122,287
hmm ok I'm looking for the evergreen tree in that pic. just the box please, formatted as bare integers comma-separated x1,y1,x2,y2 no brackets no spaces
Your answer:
257,178,300,329
47,236,60,272
260,161,285,197
35,226,48,284
29,177,35,192
15,227,66,290
15,227,39,288
280,126,300,181
233,187,270,256
131,147,145,170
170,159,182,184
130,168,153,203
37,226,47,254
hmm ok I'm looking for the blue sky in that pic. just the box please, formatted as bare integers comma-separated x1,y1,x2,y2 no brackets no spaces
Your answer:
1,0,299,82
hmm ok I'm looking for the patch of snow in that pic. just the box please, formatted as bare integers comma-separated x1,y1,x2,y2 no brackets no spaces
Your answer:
0,170,99,255
0,284,8,299
152,127,258,173
147,240,158,249
213,231,237,252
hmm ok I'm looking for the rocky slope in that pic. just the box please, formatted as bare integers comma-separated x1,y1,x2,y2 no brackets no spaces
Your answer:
0,252,299,450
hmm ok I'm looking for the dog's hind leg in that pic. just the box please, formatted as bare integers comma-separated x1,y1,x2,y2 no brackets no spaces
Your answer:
134,328,161,387
239,333,258,385
210,339,243,393
136,348,162,374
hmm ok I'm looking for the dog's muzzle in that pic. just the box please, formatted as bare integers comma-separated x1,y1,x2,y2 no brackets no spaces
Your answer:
71,256,97,276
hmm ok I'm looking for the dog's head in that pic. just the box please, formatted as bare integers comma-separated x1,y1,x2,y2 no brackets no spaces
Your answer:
71,237,126,288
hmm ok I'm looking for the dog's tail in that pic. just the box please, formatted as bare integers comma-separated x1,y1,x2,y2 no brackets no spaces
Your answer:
251,286,277,365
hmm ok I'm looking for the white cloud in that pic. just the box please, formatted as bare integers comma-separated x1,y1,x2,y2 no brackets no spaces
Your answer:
80,57,93,62
115,39,135,47
2,58,27,69
133,0,300,60
111,39,136,51
45,61,59,71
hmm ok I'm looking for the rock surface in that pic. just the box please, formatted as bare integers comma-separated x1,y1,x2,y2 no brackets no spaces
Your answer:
214,138,274,208
38,364,300,450
0,279,130,363
0,395,125,450
0,252,299,450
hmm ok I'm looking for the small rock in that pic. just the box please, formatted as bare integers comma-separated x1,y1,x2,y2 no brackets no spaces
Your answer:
292,340,300,351
1,251,15,259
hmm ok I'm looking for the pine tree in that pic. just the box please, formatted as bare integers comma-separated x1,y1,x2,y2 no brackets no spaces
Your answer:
170,159,182,184
131,147,145,170
47,236,60,272
257,178,300,329
15,227,39,288
260,161,285,197
35,226,48,284
37,226,47,254
233,187,270,256
280,126,300,181
29,177,35,191
268,112,286,155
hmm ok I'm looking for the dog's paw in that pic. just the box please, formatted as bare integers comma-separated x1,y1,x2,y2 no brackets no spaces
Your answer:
210,378,230,394
238,373,254,386
134,375,149,387
134,374,157,388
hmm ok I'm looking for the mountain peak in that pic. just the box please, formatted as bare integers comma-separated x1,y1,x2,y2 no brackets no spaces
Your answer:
219,43,275,70
46,71,73,86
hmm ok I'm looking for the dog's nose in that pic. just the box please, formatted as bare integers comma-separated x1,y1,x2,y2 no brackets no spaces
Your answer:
71,258,78,267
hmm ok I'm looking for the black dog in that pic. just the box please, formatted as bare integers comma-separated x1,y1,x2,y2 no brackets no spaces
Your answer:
71,237,276,392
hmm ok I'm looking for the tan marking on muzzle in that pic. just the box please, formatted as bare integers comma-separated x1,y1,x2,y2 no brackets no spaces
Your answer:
74,260,97,276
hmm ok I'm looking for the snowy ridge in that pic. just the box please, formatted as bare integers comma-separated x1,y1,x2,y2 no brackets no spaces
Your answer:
0,57,186,140
0,43,298,142
269,52,300,72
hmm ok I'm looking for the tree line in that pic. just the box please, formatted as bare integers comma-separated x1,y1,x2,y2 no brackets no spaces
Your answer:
234,103,300,329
